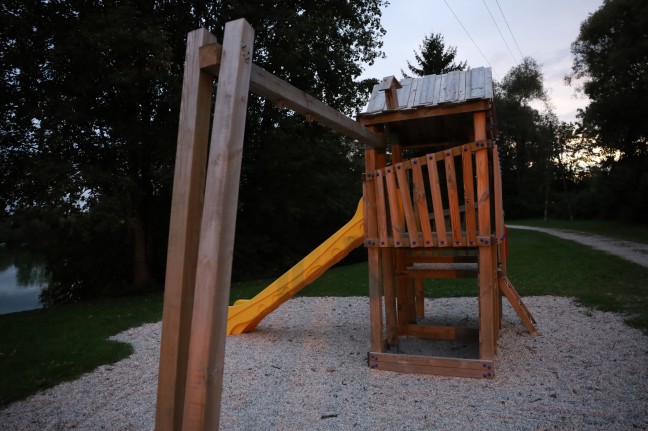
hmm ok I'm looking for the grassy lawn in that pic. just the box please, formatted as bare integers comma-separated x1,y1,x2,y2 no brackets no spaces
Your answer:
2,228,647,407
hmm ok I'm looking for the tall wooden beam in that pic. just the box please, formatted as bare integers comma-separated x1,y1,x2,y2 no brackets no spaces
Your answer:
180,19,255,431
474,111,496,360
155,28,216,431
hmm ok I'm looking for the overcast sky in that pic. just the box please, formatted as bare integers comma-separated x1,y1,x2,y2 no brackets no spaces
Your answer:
359,0,604,123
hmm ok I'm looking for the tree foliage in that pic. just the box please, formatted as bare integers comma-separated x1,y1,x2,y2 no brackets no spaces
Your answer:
404,33,467,77
496,58,565,218
569,0,648,159
1,1,386,303
568,0,648,222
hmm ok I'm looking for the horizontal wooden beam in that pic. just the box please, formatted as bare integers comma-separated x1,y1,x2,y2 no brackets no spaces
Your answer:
199,43,383,148
357,100,492,126
400,324,479,341
368,352,494,378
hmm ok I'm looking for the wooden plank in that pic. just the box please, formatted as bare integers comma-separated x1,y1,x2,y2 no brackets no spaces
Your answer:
156,28,216,431
248,65,383,147
484,68,494,99
369,352,494,378
364,86,384,114
462,145,477,246
475,114,491,238
425,153,448,246
382,249,398,346
357,100,492,126
498,275,538,335
447,70,459,102
414,278,425,319
402,324,479,341
432,74,442,105
395,161,420,247
407,78,419,109
365,127,385,353
373,169,390,246
439,73,448,103
411,157,434,246
458,70,467,100
469,67,485,99
181,19,254,431
385,165,405,246
399,269,478,279
199,42,384,148
492,144,505,245
473,110,496,361
444,151,463,246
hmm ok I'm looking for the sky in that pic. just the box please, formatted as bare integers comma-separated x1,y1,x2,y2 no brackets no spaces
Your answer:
359,0,604,123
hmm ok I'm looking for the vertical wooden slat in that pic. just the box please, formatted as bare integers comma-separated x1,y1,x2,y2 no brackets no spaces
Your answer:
474,111,496,360
374,169,389,246
444,151,463,246
365,127,384,353
426,153,448,246
381,249,398,346
385,165,405,246
181,19,255,431
415,278,425,319
492,144,505,245
411,157,434,246
395,161,420,247
462,145,477,246
155,28,216,431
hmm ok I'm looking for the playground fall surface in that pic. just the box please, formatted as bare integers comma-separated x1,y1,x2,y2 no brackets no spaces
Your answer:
2,297,647,431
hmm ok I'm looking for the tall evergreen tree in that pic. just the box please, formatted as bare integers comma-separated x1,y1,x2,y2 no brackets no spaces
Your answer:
404,33,467,77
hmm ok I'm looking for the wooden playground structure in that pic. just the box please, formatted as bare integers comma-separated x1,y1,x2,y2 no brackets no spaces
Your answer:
156,19,537,431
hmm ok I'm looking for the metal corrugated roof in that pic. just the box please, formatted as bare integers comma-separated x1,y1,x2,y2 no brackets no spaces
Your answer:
361,67,493,115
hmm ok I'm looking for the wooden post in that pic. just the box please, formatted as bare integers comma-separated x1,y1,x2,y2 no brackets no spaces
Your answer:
181,19,254,431
365,127,384,353
156,29,217,431
474,111,496,360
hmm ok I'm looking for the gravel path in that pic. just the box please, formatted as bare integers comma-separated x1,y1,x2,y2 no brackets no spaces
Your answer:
507,225,648,269
2,296,647,431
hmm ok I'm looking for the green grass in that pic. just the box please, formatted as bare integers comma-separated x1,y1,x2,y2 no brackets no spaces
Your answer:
508,218,648,244
0,294,162,406
2,227,648,407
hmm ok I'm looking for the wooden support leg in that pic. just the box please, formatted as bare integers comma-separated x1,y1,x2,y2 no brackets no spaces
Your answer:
381,249,398,347
414,278,425,320
368,247,384,352
478,244,497,360
155,28,217,431
181,19,255,431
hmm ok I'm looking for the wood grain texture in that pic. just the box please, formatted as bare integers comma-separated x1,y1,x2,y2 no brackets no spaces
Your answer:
181,19,255,431
155,28,216,431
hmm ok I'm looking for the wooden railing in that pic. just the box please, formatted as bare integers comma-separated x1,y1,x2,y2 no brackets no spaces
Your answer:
363,141,505,248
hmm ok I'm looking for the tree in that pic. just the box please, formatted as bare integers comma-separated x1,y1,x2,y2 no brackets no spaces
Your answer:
569,0,648,159
568,0,648,222
404,33,467,77
496,58,555,218
0,1,387,303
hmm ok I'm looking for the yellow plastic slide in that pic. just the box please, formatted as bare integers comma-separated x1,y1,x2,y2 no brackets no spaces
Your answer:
227,199,364,335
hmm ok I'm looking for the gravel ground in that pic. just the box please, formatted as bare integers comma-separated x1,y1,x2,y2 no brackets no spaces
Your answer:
2,296,647,431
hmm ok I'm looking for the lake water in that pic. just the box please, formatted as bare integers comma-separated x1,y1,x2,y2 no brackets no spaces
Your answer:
0,252,48,315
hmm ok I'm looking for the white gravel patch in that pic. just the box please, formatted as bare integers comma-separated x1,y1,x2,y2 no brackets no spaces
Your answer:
2,296,647,430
